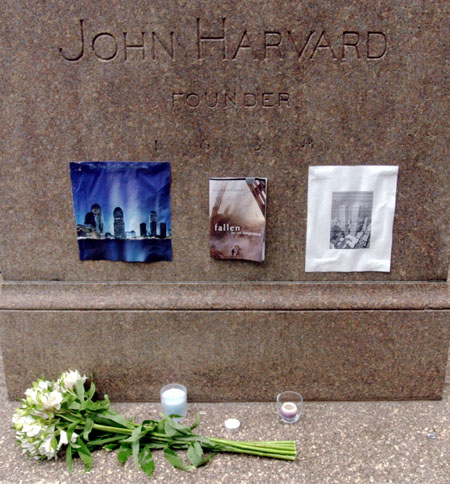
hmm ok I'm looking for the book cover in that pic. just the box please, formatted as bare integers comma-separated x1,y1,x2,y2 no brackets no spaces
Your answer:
209,177,267,262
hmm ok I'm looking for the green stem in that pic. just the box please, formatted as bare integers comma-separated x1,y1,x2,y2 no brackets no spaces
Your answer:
208,437,296,454
213,446,297,460
57,414,80,424
145,433,295,459
92,424,132,435
56,414,132,436
148,430,295,453
53,414,296,461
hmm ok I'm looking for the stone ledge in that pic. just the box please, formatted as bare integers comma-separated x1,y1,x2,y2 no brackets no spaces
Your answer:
0,281,448,311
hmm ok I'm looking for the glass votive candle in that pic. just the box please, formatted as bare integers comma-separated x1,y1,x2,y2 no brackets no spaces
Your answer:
276,391,303,424
160,383,187,421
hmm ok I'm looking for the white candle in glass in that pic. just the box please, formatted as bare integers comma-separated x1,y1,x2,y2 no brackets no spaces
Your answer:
280,402,298,419
160,384,187,421
276,391,303,424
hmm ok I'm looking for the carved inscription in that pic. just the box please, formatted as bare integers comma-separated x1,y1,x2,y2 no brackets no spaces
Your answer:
130,134,316,154
172,92,290,109
59,18,387,63
195,19,386,60
59,19,175,62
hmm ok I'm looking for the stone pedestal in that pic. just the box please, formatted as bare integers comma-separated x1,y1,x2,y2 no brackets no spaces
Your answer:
0,1,448,400
1,283,448,400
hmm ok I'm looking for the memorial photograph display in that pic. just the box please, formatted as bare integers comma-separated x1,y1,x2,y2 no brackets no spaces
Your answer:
330,191,373,249
1,0,449,448
305,166,399,272
69,161,172,262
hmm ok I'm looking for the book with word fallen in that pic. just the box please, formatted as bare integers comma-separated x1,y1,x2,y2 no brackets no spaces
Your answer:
209,177,267,262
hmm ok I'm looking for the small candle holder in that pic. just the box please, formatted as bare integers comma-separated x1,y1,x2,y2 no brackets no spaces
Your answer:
276,391,303,424
160,383,187,422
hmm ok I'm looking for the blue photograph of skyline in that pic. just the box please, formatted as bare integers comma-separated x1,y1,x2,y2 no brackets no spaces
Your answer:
70,161,172,262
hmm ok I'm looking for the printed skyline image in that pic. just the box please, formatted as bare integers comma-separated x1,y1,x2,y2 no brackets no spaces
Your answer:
70,161,172,262
330,191,372,249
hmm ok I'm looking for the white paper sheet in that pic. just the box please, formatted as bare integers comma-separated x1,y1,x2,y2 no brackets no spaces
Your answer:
305,166,399,272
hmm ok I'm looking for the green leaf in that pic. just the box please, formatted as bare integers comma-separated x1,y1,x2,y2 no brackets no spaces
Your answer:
131,424,142,442
187,443,203,467
142,442,167,450
126,425,143,468
164,417,192,438
132,439,140,468
173,419,193,434
86,381,96,401
88,435,124,447
103,442,120,451
117,442,132,464
139,445,155,477
83,418,94,440
97,410,134,429
141,419,157,431
163,445,193,471
198,452,217,467
66,444,73,474
51,436,58,452
121,424,142,443
164,420,178,437
86,399,110,412
68,401,81,410
190,413,201,431
75,379,85,401
156,419,165,433
76,438,93,472
193,441,203,456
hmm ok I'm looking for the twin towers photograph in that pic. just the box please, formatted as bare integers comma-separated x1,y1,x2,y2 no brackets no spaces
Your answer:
70,162,172,262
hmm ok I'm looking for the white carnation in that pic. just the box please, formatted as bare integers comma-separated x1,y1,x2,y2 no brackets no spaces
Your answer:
58,430,68,449
24,388,40,406
14,370,90,462
12,413,33,430
27,423,44,438
33,410,52,420
20,440,39,457
41,391,63,411
38,434,57,460
58,370,87,391
38,380,50,391
22,418,44,438
12,409,26,425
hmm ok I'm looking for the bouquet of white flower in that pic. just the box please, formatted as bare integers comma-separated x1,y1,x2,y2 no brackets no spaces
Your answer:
13,370,296,477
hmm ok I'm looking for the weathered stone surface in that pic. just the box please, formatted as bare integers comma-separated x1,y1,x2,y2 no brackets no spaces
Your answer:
1,281,448,311
0,1,448,402
1,309,449,401
0,1,448,281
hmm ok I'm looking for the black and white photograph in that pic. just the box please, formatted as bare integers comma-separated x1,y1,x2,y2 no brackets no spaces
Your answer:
305,165,399,272
330,191,373,249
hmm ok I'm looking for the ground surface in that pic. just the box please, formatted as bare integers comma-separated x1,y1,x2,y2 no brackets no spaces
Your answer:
0,350,449,484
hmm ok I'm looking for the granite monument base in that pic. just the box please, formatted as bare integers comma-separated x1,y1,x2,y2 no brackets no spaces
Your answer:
1,282,448,401
0,2,448,402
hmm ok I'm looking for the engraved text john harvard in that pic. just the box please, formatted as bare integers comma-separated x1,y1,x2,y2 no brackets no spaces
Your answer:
59,18,387,63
